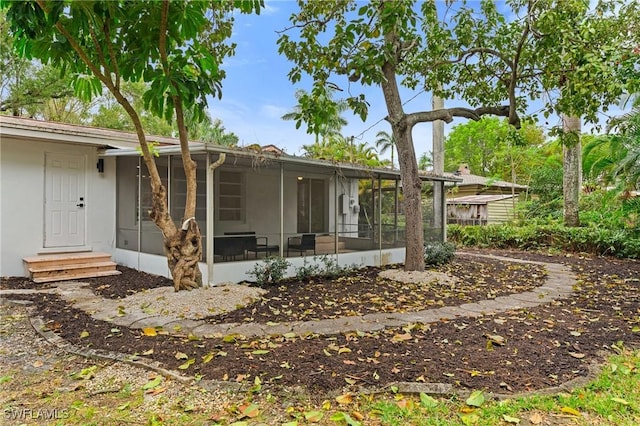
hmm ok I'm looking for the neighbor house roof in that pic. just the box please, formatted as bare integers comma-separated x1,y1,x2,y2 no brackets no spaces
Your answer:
447,194,516,205
443,173,528,190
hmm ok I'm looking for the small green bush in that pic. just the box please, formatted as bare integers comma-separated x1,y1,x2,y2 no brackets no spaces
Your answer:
294,258,322,280
293,255,358,280
424,241,456,265
248,257,291,285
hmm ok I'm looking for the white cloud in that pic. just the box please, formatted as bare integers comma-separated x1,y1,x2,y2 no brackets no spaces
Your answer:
260,104,288,119
261,1,279,16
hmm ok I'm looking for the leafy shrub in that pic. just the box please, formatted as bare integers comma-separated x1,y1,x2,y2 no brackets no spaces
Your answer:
448,224,640,259
423,241,456,265
293,255,358,280
294,258,322,280
248,257,291,285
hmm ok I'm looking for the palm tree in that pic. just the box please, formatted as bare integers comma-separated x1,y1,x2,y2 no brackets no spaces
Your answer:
418,152,433,171
302,134,383,167
282,88,348,143
611,103,640,189
582,100,640,192
375,130,395,169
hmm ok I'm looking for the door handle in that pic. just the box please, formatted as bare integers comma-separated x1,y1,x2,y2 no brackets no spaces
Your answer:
76,203,85,207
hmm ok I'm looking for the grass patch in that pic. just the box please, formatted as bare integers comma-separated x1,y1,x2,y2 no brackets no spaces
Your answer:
363,349,640,426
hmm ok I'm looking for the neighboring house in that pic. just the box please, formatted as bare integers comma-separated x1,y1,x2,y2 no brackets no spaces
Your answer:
445,164,528,225
1,116,457,284
447,194,518,225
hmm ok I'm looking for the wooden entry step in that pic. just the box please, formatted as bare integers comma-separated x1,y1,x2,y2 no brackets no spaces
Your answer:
23,252,121,283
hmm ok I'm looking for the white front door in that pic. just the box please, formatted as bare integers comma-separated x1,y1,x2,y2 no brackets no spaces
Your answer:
44,153,86,247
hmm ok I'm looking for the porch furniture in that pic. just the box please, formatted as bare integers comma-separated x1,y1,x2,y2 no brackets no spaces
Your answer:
287,234,316,257
247,243,280,258
225,231,272,258
214,233,258,260
214,236,248,260
216,232,277,260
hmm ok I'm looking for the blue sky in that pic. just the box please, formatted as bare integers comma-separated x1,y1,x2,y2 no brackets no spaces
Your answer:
209,1,437,158
208,1,625,160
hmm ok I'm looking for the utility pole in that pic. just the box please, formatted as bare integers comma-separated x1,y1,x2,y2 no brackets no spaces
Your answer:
432,93,446,240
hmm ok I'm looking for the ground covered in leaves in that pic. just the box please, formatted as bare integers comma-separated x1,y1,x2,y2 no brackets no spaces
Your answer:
2,250,639,399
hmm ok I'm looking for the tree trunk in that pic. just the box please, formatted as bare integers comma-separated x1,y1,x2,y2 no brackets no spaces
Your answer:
395,123,425,271
562,115,581,227
164,218,203,291
380,59,425,271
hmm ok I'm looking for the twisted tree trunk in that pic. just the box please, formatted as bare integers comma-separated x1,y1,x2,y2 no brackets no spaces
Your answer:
165,218,203,291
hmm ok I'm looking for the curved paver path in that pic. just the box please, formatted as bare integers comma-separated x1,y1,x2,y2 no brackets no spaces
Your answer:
1,252,576,339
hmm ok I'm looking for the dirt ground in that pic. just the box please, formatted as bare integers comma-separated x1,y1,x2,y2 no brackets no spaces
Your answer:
1,249,639,399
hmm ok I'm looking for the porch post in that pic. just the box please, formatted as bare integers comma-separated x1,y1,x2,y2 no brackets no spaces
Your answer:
440,181,447,241
136,156,142,270
206,153,214,284
334,171,339,255
279,162,284,256
378,176,382,255
394,179,399,245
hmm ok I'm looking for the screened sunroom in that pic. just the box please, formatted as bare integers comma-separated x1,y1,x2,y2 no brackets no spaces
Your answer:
104,143,455,285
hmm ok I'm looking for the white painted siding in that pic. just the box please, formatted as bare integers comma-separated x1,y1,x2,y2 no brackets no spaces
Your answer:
0,137,116,277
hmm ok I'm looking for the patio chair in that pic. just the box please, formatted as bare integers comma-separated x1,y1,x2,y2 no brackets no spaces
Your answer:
246,236,279,258
287,233,316,257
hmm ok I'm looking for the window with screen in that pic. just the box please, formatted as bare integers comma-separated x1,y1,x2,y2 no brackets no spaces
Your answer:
217,170,244,221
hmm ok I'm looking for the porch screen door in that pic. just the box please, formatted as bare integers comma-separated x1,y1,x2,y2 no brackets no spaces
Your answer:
44,153,86,247
297,178,325,233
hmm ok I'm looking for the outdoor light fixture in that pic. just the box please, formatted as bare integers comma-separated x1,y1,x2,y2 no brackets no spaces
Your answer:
297,176,303,180
96,158,104,173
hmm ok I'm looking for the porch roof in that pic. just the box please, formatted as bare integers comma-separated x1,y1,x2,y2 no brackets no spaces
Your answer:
102,143,461,183
0,115,177,149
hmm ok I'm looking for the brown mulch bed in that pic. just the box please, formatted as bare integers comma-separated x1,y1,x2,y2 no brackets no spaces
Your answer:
204,254,546,324
2,249,639,397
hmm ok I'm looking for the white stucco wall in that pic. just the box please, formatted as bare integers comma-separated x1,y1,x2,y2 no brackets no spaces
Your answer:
0,137,116,277
114,247,406,285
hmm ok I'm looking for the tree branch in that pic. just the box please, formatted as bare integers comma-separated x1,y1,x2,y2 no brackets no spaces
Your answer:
406,105,519,128
507,14,530,127
102,16,121,91
159,0,196,220
433,47,515,70
159,0,170,75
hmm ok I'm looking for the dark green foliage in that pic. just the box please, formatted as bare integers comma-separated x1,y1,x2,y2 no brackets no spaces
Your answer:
423,241,456,266
248,257,291,286
577,190,639,236
448,224,640,259
529,161,564,204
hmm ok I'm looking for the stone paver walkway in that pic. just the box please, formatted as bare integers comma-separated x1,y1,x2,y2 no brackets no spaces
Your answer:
1,252,576,339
